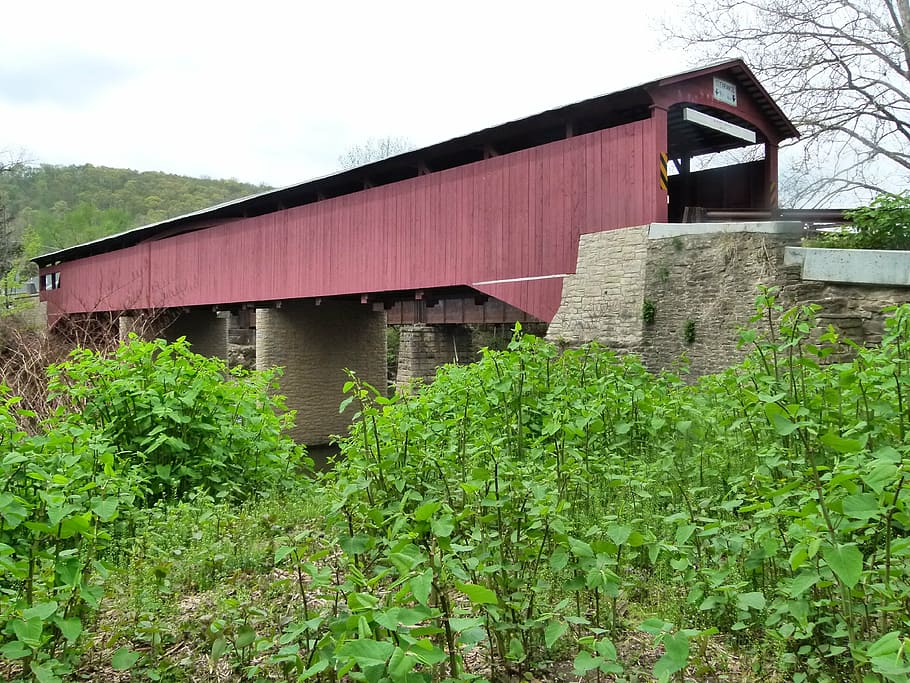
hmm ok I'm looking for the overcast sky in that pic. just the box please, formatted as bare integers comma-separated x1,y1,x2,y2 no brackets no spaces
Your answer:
1,1,687,188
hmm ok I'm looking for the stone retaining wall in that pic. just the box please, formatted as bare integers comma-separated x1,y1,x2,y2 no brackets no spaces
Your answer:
548,223,910,377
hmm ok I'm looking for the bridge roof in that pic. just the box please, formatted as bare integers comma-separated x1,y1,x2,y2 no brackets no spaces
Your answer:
34,58,796,268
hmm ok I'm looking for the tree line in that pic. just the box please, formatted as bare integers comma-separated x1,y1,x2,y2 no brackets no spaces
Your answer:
0,161,271,300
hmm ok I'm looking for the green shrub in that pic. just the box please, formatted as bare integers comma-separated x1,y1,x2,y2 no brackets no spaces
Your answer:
45,335,305,504
813,191,910,250
0,389,134,680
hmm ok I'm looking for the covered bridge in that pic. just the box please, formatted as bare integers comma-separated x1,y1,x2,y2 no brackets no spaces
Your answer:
34,59,798,442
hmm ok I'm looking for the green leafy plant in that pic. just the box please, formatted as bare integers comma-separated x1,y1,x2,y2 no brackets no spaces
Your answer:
0,392,134,682
811,191,910,250
642,299,656,325
45,335,306,504
683,319,696,345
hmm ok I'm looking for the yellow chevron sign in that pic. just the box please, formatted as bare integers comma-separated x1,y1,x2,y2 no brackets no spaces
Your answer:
659,152,668,192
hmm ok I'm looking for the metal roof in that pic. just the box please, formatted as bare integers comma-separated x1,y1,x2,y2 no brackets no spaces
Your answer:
34,59,797,268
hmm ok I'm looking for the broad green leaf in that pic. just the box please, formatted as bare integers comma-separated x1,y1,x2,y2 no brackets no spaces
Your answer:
868,631,903,657
59,513,92,539
842,493,881,520
573,650,601,674
675,524,696,546
457,626,487,646
736,591,766,611
338,639,395,668
449,617,484,633
410,569,433,607
820,430,864,454
12,618,43,649
607,524,632,546
387,647,417,681
545,620,568,649
91,497,119,522
23,601,58,621
822,543,864,589
430,515,454,538
298,659,329,680
409,639,447,665
639,618,672,635
653,632,689,681
55,617,82,644
764,403,798,436
29,663,61,683
211,636,229,661
413,501,440,521
789,572,820,598
506,637,526,662
235,624,256,649
596,638,618,659
0,493,29,528
274,545,295,564
863,462,898,494
455,582,498,605
0,640,31,659
549,549,569,571
339,534,370,556
568,537,594,558
112,647,142,670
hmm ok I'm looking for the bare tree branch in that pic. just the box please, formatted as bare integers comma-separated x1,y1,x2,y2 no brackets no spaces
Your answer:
338,137,415,170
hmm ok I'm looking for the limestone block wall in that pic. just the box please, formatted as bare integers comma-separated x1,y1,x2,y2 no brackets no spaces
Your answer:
395,324,474,386
548,223,910,378
256,300,387,445
639,228,802,375
547,226,648,348
782,279,910,349
548,222,804,376
781,247,910,349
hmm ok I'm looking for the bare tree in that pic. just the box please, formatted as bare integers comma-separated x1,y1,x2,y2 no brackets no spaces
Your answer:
338,136,415,170
668,0,910,206
0,151,29,306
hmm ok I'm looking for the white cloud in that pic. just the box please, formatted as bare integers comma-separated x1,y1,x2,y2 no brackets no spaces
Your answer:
1,0,681,186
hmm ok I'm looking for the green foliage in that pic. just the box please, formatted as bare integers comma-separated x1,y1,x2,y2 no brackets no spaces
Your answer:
812,192,910,250
45,336,304,504
0,389,135,681
642,299,656,325
0,164,270,255
6,297,910,681
279,298,910,682
683,318,696,344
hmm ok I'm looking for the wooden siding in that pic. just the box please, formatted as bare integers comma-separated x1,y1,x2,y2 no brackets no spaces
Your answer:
42,118,659,323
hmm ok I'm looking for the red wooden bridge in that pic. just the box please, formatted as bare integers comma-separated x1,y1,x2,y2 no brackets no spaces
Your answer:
35,59,796,327
33,60,798,443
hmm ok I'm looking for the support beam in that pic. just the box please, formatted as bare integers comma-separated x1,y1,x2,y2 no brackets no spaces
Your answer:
764,142,779,209
682,107,756,144
651,105,669,223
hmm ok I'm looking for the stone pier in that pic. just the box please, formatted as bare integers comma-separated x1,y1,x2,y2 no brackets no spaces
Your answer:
256,299,387,444
162,309,229,359
118,308,228,359
395,324,474,386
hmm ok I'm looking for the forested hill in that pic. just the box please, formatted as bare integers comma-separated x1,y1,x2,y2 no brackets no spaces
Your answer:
0,164,271,255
